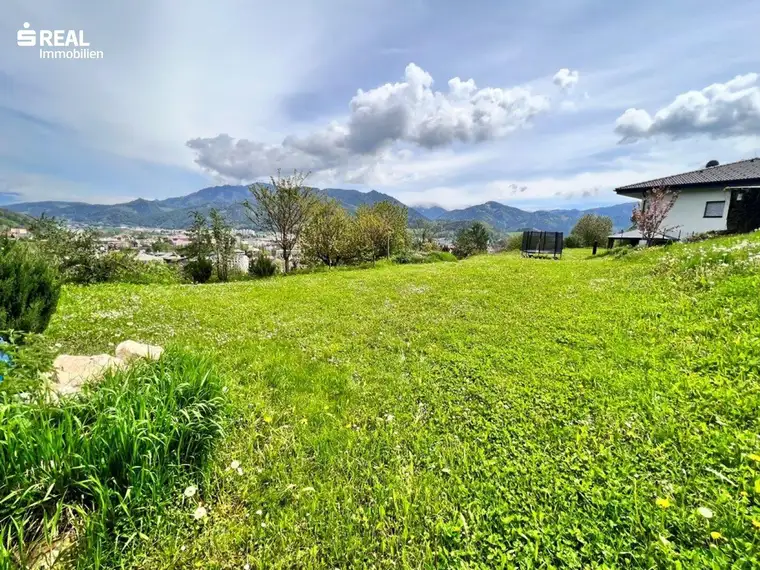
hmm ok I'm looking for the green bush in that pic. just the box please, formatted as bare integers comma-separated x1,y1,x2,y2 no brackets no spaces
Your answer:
501,234,523,251
394,251,457,264
185,258,213,283
0,241,60,334
563,234,582,248
0,351,225,567
249,252,278,278
426,251,457,262
94,251,182,285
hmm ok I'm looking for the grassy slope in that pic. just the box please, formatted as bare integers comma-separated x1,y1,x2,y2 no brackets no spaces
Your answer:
47,240,760,568
0,208,30,228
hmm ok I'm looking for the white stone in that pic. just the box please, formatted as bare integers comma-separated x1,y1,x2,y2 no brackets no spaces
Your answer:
29,532,74,570
115,340,164,362
52,354,126,395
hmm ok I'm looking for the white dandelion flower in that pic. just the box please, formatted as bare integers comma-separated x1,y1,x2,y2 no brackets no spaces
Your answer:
697,506,714,519
193,505,208,520
183,485,197,498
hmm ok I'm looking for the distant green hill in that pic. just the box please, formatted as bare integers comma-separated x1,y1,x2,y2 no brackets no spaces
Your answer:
0,208,31,228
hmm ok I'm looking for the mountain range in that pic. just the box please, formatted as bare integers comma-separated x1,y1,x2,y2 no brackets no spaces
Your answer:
5,185,636,233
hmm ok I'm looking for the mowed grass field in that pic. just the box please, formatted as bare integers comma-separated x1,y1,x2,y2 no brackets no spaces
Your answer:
47,239,760,568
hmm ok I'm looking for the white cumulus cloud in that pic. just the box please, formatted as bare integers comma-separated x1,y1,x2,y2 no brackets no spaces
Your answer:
187,63,557,182
553,68,580,91
614,73,760,142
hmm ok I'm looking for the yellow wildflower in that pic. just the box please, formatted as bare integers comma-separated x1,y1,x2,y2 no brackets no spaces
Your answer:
710,531,722,540
656,497,671,509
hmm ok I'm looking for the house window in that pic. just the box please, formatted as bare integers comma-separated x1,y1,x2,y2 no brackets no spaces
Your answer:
704,201,725,218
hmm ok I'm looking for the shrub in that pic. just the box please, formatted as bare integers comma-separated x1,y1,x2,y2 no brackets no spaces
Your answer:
0,241,60,334
28,216,101,284
392,251,420,264
0,351,225,566
94,251,182,285
249,252,278,278
685,230,727,243
501,234,523,251
426,251,457,262
393,251,457,265
185,258,213,283
563,234,582,248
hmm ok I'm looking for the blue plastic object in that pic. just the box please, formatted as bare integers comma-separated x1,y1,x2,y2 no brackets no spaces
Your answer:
0,348,11,383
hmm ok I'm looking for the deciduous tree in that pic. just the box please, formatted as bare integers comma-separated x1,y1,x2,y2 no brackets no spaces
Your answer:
570,214,613,247
209,209,236,282
301,199,354,267
355,201,408,261
244,170,317,272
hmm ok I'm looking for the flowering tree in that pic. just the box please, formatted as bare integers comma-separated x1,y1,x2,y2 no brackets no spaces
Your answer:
631,186,680,245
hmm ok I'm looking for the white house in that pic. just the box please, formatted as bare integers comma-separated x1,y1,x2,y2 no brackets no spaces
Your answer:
612,158,760,243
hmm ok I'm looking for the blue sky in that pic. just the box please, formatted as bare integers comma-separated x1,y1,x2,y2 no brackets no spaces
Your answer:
2,0,760,210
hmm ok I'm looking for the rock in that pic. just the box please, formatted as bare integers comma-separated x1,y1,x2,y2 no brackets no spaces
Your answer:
52,354,126,396
115,340,164,362
28,531,75,570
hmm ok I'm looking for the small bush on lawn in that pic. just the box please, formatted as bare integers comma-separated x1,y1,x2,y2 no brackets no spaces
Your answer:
424,251,457,262
249,252,278,278
185,258,213,283
498,234,523,251
0,350,225,567
394,251,457,265
0,240,60,334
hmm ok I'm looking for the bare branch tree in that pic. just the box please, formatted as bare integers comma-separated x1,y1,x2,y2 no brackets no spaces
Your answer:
243,170,316,272
631,185,680,245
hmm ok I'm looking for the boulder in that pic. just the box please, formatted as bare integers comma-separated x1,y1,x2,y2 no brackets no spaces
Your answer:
115,340,164,362
28,531,75,570
52,354,126,396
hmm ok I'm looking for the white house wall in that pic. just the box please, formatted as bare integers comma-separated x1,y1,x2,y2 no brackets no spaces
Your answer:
651,187,729,239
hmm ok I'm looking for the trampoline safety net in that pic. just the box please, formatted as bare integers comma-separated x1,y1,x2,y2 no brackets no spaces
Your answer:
520,231,563,258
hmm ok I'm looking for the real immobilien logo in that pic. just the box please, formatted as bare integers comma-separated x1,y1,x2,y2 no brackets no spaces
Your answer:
17,22,104,60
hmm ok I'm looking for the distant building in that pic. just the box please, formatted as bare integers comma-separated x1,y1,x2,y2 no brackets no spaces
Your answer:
135,252,164,263
7,228,29,239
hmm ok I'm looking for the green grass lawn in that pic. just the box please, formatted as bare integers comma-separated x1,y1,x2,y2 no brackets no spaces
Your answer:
46,239,760,568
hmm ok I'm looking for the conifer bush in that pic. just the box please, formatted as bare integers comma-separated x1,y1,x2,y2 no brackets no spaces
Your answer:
0,241,60,334
249,252,278,278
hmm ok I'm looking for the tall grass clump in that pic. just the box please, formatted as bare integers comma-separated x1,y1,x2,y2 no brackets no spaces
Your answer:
0,240,60,333
0,351,225,567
